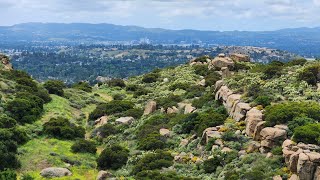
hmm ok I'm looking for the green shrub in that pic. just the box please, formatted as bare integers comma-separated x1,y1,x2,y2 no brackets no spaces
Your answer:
184,85,205,98
132,150,173,175
43,117,85,139
298,64,320,86
135,170,197,180
72,81,92,92
93,124,119,138
71,139,97,154
246,83,261,98
193,65,208,76
0,115,16,129
137,132,167,150
287,58,307,66
126,84,139,91
121,108,143,119
0,169,17,180
233,61,251,71
293,123,320,144
0,139,20,170
287,116,316,136
194,56,209,63
156,94,182,109
169,82,190,91
253,95,272,107
107,79,126,88
271,146,283,155
133,87,151,97
113,93,126,100
21,174,35,180
262,64,283,79
203,156,221,173
265,101,320,126
205,72,221,87
142,73,160,83
89,100,134,121
43,80,66,96
97,145,129,170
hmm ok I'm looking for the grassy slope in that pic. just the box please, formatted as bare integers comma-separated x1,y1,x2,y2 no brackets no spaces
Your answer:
17,89,109,179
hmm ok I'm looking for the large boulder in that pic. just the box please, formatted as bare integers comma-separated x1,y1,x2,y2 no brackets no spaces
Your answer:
297,153,315,180
0,55,13,71
184,104,196,114
115,117,134,125
144,101,157,115
230,53,250,62
95,116,109,126
215,86,233,102
231,102,251,121
221,67,232,78
96,170,113,180
40,167,72,178
159,128,171,137
167,106,179,114
214,80,224,93
260,127,287,150
245,107,263,137
201,127,221,144
225,94,241,113
209,54,234,69
253,121,266,140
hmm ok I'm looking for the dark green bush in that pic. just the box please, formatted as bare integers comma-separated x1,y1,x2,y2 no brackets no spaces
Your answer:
233,61,251,72
253,95,272,107
287,116,316,136
298,64,320,86
142,73,160,83
184,85,205,98
0,139,20,170
121,108,143,119
271,146,283,155
193,65,208,76
169,82,190,91
0,169,17,180
94,124,119,138
156,94,182,109
133,87,151,97
205,72,221,87
203,156,221,173
71,139,97,154
262,64,283,79
137,132,167,150
135,170,197,180
113,93,126,100
89,100,134,121
246,83,262,98
132,150,173,175
293,123,320,144
0,115,16,129
43,80,66,96
43,117,85,139
107,79,126,88
126,84,139,91
72,81,92,92
287,58,307,66
97,145,129,170
265,101,320,126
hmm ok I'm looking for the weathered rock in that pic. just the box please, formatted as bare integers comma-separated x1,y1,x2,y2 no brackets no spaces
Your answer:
238,150,247,157
163,78,169,83
221,67,232,78
289,151,300,172
225,94,241,113
247,141,261,153
201,127,221,144
184,104,196,114
289,174,299,180
253,121,266,140
212,145,219,151
283,139,295,149
144,101,157,115
209,54,234,69
198,79,206,86
260,127,287,149
314,166,320,180
40,167,72,178
274,125,289,132
96,170,113,180
159,128,171,137
273,175,282,180
222,147,232,153
214,139,224,146
0,55,13,71
230,53,250,62
245,108,264,138
267,152,273,158
177,103,187,111
215,86,233,102
167,106,179,114
297,153,315,180
232,102,251,121
235,130,241,135
95,116,109,126
115,117,134,125
180,139,189,147
214,80,224,93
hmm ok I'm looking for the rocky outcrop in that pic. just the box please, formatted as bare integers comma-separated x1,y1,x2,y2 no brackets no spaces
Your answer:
115,117,134,125
96,170,113,180
201,127,222,144
95,116,109,126
245,107,264,137
221,67,232,78
260,127,287,151
0,55,13,71
167,106,179,114
282,140,320,180
40,167,72,178
231,102,251,121
184,104,196,114
159,128,171,137
144,100,157,115
209,54,234,69
230,53,250,62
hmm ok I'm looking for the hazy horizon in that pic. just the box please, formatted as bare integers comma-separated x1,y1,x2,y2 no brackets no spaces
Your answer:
1,0,320,31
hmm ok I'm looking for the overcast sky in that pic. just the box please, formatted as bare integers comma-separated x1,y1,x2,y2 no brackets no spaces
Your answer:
1,0,320,31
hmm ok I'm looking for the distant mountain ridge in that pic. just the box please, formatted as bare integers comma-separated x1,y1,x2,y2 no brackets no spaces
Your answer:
1,22,320,56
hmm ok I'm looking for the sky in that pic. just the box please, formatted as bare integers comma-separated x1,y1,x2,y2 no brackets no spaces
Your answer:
1,0,320,31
